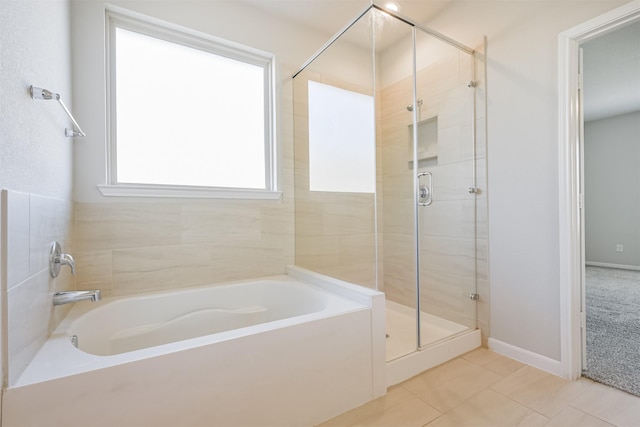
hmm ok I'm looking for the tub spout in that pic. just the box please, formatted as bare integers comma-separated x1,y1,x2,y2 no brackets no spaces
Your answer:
53,290,101,306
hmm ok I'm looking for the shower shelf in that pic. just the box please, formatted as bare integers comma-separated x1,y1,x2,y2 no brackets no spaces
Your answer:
408,148,438,167
417,148,438,160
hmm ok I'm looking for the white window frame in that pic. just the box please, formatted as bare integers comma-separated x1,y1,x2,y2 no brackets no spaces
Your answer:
100,8,280,200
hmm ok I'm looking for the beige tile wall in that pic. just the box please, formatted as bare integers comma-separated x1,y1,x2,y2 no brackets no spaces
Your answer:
74,79,296,297
74,199,294,296
291,37,489,345
379,44,489,345
293,70,378,289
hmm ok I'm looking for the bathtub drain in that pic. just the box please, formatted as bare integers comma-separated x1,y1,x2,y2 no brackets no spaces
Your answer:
71,335,79,348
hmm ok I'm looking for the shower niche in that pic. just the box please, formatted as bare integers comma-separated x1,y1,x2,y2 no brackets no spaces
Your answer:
409,116,438,169
293,2,486,386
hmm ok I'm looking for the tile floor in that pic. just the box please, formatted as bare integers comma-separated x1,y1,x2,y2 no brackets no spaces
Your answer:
319,348,640,427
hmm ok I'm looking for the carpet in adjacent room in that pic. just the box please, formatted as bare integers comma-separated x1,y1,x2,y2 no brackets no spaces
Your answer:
583,266,640,397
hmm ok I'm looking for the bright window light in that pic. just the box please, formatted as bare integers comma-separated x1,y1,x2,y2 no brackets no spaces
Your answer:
108,13,275,194
308,81,375,193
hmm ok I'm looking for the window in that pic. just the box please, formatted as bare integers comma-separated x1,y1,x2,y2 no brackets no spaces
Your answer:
308,81,375,193
101,10,278,199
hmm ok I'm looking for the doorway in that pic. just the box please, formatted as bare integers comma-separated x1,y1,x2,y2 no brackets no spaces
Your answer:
558,0,640,383
581,23,640,395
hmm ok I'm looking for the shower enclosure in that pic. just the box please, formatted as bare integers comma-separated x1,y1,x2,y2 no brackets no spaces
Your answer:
293,3,486,382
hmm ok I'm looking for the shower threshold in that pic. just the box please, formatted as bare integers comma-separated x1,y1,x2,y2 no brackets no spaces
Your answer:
385,300,481,386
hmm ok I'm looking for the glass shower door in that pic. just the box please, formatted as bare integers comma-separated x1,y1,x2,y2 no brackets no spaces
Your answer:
414,28,478,348
374,9,419,361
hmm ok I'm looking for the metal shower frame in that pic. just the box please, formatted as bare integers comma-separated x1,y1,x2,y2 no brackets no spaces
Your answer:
292,1,478,351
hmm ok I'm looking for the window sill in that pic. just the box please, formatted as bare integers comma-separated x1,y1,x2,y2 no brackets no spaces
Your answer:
97,184,282,200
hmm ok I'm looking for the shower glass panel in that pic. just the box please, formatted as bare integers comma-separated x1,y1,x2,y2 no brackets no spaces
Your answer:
293,3,481,365
293,10,378,289
374,12,418,361
413,29,478,348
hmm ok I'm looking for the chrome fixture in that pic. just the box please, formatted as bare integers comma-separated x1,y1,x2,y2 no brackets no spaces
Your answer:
30,85,86,137
417,171,433,206
53,290,102,306
49,241,76,277
466,81,477,88
406,98,423,112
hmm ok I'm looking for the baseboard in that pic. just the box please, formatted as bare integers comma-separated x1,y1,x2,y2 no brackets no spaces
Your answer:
585,261,640,271
488,338,564,377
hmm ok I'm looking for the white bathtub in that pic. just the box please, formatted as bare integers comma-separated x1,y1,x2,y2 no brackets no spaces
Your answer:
4,266,386,427
71,279,358,357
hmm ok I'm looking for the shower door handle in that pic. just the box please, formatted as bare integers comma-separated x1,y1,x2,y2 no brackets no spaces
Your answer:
417,172,432,206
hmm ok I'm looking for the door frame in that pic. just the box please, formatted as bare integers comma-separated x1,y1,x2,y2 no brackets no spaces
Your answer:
558,0,640,380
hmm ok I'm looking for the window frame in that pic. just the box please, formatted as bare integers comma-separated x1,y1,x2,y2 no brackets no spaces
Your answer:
101,8,280,200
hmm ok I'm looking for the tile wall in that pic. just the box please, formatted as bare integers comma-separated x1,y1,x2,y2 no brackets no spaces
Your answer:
73,80,296,297
1,190,75,385
74,199,294,296
293,42,489,344
293,70,378,289
379,46,489,344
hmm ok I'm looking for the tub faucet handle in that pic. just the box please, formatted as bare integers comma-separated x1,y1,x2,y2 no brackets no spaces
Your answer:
59,253,76,275
49,241,76,277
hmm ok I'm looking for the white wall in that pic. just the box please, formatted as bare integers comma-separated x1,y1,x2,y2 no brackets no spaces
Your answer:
0,0,76,386
584,111,640,267
0,0,73,199
425,0,628,361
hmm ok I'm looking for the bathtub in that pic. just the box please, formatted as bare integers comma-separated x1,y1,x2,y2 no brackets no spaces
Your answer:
3,266,386,427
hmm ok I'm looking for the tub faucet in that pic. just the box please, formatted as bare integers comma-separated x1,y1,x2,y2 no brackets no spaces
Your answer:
58,253,76,275
49,241,75,277
53,290,102,306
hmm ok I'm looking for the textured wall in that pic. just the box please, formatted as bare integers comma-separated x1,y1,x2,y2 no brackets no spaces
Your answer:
0,0,73,199
0,0,75,385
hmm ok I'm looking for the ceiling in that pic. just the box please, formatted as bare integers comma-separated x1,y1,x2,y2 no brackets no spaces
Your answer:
241,0,640,122
240,0,451,37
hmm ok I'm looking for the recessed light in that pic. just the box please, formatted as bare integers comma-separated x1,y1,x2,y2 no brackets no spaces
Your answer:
384,2,400,13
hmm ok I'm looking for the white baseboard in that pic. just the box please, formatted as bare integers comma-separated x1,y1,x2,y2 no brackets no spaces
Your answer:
488,338,564,377
585,261,640,271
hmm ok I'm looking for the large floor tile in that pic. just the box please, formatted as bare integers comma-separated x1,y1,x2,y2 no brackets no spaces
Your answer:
414,363,504,413
352,397,441,427
319,385,415,427
403,358,501,396
570,380,640,427
425,389,548,427
546,406,615,427
491,365,588,417
320,350,640,427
